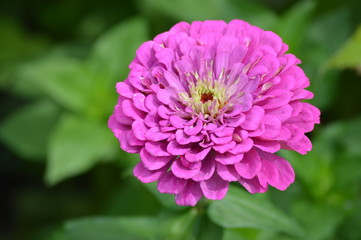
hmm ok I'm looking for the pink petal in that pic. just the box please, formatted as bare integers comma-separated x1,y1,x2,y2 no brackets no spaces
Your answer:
215,152,244,165
241,106,265,130
133,162,167,183
157,171,187,194
170,115,187,128
216,163,240,181
132,93,147,112
140,148,173,170
257,155,279,188
132,120,148,141
145,142,171,156
210,134,233,145
192,156,216,181
116,82,134,98
145,127,171,141
200,173,229,200
185,147,211,162
234,148,261,179
122,99,144,120
145,94,161,111
229,138,254,154
167,141,191,155
157,89,175,105
258,151,295,190
239,176,268,193
253,139,281,153
184,119,203,136
171,157,201,179
212,141,236,154
175,181,203,206
261,115,282,139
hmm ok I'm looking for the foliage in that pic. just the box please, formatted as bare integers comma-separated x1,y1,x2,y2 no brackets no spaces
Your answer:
1,0,361,239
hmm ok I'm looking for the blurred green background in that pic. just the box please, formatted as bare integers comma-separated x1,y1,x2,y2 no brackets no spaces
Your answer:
1,0,361,239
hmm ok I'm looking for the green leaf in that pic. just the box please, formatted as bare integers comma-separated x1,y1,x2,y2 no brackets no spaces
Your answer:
292,201,344,240
139,0,277,29
226,0,278,30
16,57,92,111
342,116,361,157
157,209,198,240
298,8,351,110
275,1,315,53
45,114,116,185
194,214,223,240
89,17,148,81
0,100,60,160
329,24,361,69
63,216,157,240
208,186,304,237
140,0,224,21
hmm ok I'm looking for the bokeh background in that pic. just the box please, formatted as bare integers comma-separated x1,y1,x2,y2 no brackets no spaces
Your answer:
1,0,361,239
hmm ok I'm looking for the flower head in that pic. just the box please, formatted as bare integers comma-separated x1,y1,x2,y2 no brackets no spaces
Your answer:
109,20,320,206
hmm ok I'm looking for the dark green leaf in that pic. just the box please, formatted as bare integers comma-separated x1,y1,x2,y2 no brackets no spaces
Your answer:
208,186,304,237
194,214,223,240
140,0,224,21
89,17,148,81
64,216,157,240
140,0,277,29
0,100,60,160
275,1,315,53
157,209,198,240
226,0,278,29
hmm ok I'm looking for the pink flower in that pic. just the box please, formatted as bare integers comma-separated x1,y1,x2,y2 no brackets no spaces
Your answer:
108,20,320,206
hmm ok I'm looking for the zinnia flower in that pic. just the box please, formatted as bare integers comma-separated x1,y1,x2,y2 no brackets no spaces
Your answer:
108,20,320,206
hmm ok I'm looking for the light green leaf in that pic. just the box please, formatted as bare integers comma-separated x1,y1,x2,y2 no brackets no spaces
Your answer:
275,1,315,53
16,57,92,111
89,17,148,81
329,25,361,69
0,100,60,160
222,228,260,240
45,114,116,185
64,216,157,240
208,186,304,237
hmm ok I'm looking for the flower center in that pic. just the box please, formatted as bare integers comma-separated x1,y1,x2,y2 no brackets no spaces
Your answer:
179,78,229,118
200,92,214,103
